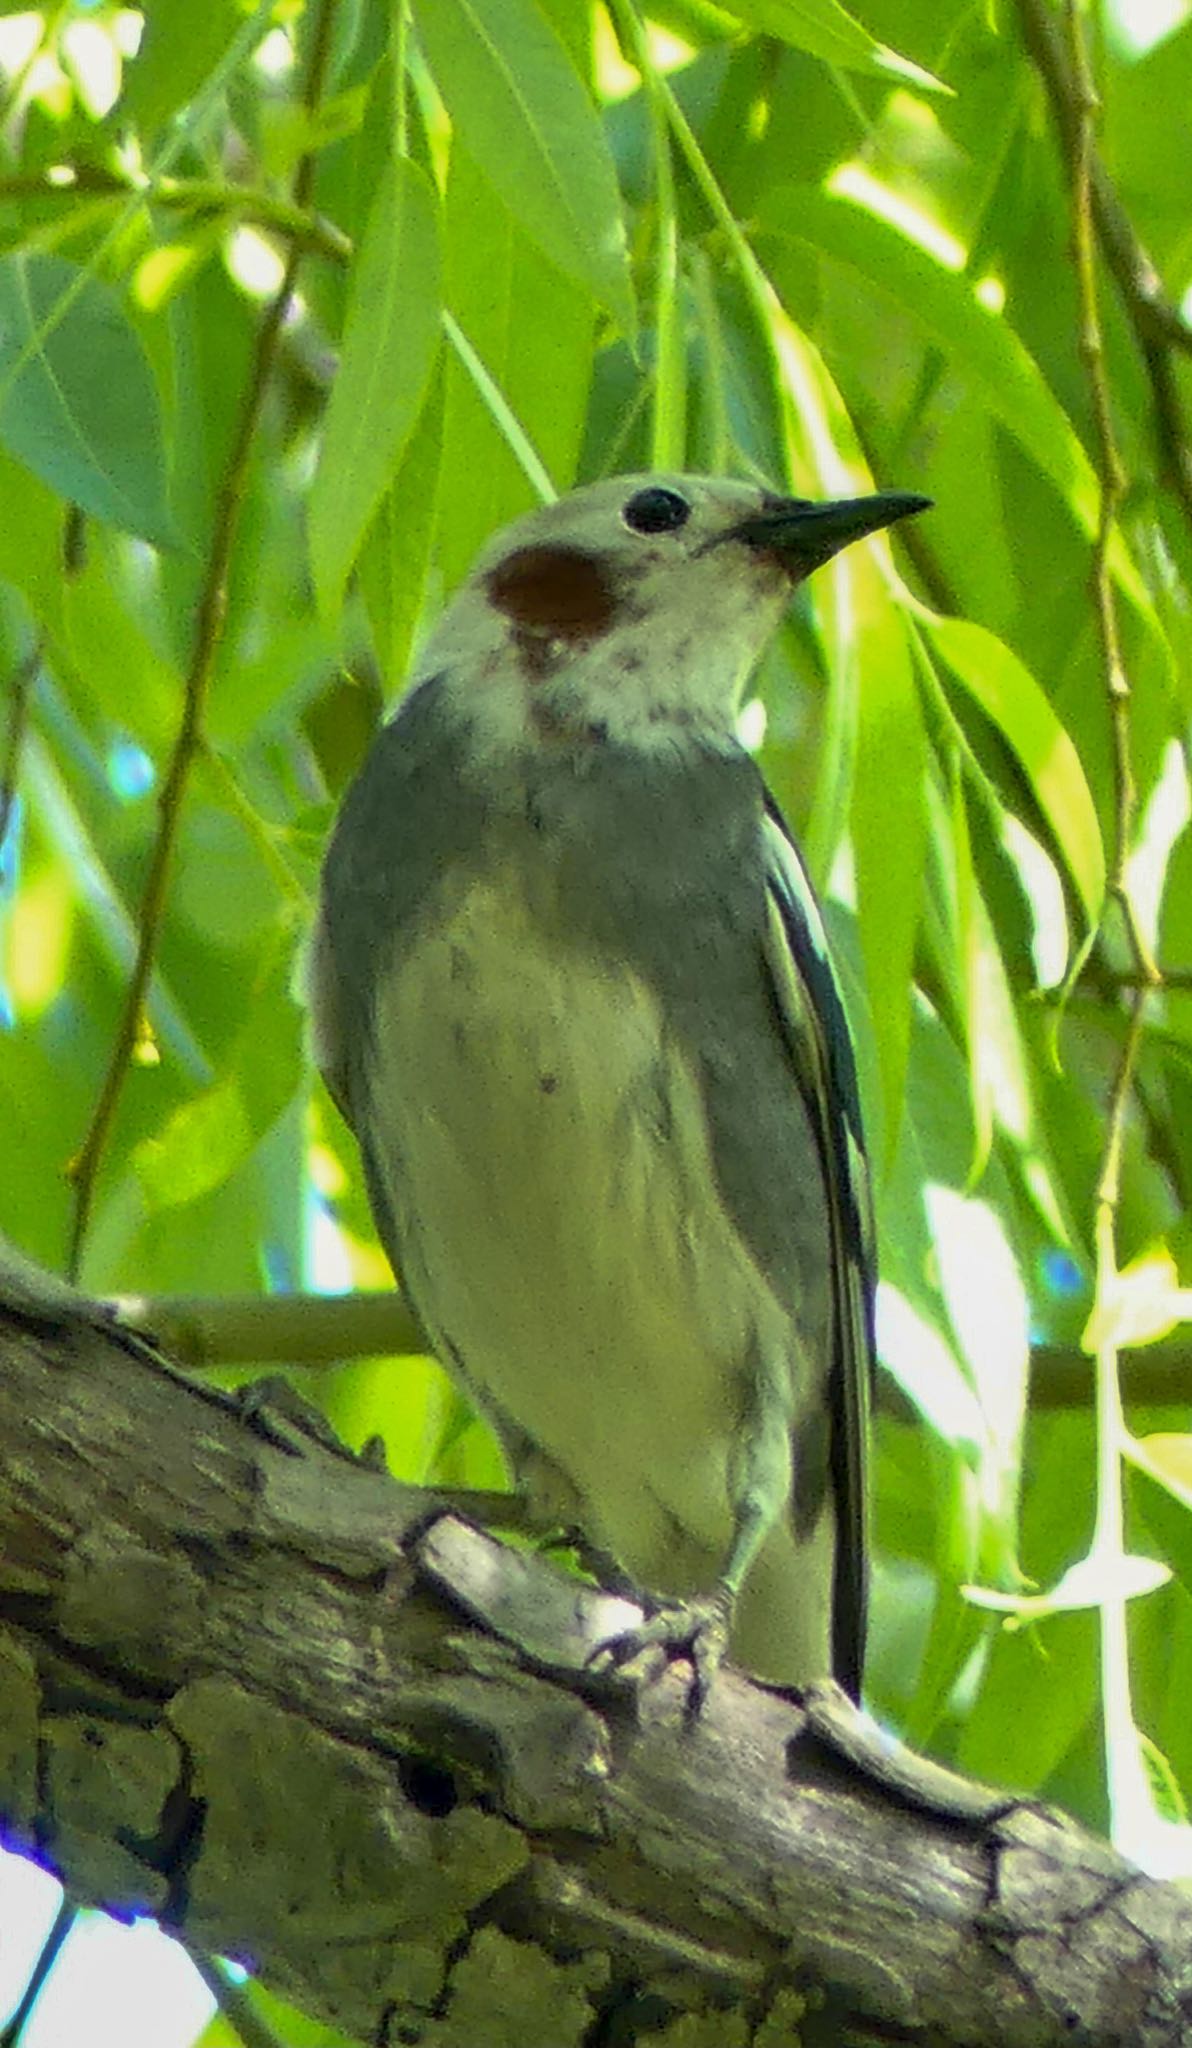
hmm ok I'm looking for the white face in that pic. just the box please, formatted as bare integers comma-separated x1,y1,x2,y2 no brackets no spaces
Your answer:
418,474,802,755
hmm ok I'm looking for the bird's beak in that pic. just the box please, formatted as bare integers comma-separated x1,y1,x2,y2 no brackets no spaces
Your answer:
728,490,931,574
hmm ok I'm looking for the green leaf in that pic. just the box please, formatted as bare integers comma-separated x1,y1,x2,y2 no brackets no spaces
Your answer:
133,943,303,1213
1133,1452,1192,1593
436,141,594,587
121,0,244,133
918,612,1106,928
1085,1249,1192,1354
719,0,948,91
927,1183,1030,1578
308,156,442,618
358,360,446,688
0,252,176,546
853,605,925,1167
0,449,183,750
757,189,1149,616
410,0,634,336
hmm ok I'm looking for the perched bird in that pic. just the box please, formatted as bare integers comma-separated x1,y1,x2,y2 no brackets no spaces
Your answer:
308,473,928,1702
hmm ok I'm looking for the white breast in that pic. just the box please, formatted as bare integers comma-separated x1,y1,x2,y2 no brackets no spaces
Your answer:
366,869,834,1681
370,877,778,1516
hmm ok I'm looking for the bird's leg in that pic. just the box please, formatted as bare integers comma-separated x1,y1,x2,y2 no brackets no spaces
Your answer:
588,1492,777,1715
587,1579,736,1716
589,1375,793,1713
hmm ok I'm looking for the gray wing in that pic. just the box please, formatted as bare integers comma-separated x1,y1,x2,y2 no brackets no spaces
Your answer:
304,676,469,1268
760,797,874,1698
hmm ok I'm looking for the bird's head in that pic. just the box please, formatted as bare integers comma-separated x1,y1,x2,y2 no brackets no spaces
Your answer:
419,473,929,755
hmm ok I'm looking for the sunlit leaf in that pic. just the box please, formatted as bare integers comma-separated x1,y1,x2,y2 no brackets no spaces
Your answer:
965,1552,1171,1618
918,612,1106,927
1084,1247,1192,1354
309,157,442,618
410,0,634,335
946,767,993,1173
757,188,1153,620
927,1186,1029,1574
874,1281,983,1451
853,598,924,1165
1135,1435,1192,1509
719,0,948,90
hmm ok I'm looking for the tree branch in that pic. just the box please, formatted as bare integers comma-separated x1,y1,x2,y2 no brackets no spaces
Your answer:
1,1299,1191,2046
96,1286,1192,1410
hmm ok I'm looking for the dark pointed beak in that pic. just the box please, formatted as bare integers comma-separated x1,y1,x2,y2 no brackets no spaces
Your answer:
730,490,931,574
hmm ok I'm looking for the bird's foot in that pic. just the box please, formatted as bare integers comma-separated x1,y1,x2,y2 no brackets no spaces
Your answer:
588,1585,734,1717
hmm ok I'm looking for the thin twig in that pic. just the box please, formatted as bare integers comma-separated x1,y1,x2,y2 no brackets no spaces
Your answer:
65,1,340,1278
0,1896,76,2048
1061,0,1161,1854
1063,12,1158,986
0,641,40,861
1014,0,1192,533
1067,964,1192,992
0,167,351,264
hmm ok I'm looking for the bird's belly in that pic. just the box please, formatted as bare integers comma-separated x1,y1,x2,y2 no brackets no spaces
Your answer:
367,874,795,1589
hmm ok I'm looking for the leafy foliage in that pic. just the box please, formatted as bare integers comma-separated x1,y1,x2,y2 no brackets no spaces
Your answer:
3,0,1192,2023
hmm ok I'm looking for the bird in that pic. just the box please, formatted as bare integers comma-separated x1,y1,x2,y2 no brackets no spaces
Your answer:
306,472,929,1704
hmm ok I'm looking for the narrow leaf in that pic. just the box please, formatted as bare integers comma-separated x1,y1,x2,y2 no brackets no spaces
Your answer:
758,189,1152,620
1135,1435,1192,1509
309,157,442,619
410,0,634,336
964,1553,1171,1618
721,0,948,91
853,606,925,1166
122,0,242,133
358,362,445,688
920,612,1106,927
1084,1247,1192,1353
926,1185,1029,1576
133,948,302,1213
0,253,176,546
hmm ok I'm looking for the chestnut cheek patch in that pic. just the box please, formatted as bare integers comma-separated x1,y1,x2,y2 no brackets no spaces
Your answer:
486,545,617,641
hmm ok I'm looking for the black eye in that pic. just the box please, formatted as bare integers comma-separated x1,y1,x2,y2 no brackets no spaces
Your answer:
622,486,691,536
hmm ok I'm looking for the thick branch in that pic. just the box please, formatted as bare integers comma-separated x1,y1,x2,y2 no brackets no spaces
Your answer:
1,1301,1190,2045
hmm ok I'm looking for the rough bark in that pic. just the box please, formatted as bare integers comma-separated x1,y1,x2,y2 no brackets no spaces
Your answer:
1,1298,1190,2046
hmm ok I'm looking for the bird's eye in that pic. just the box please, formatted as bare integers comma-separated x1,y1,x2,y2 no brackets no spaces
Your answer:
621,486,691,536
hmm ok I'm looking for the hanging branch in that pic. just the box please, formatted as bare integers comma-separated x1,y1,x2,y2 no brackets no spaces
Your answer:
65,1,340,1277
1056,0,1162,1851
1015,0,1192,531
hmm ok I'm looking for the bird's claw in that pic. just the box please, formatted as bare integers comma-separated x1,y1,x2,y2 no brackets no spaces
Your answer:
588,1588,734,1716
